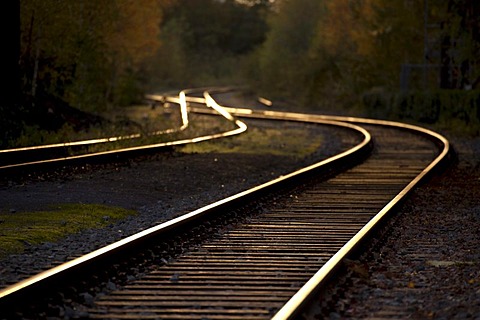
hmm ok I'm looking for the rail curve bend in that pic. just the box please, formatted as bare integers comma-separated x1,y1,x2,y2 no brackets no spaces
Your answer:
0,88,450,320
203,92,450,320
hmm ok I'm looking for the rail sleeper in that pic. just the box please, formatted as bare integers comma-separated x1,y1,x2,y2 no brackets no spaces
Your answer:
87,125,444,320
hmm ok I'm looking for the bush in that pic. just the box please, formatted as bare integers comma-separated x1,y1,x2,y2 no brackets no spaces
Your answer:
0,104,24,148
362,90,480,135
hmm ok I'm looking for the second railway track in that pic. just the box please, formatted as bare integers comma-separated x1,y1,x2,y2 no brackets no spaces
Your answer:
0,91,450,319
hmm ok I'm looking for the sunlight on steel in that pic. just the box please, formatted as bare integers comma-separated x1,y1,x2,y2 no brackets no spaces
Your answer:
229,108,253,115
0,123,246,171
178,90,189,130
0,133,142,153
0,90,246,171
0,110,369,301
188,96,450,319
1,89,448,319
203,91,248,135
2,94,190,155
267,120,450,320
185,96,206,104
204,92,236,121
145,94,181,105
258,97,273,106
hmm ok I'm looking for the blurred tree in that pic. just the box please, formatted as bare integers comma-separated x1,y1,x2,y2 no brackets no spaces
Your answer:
255,0,429,108
440,0,480,89
310,0,424,92
169,0,267,55
0,0,22,146
20,0,166,111
101,0,163,106
150,0,269,87
255,0,480,107
257,0,323,100
1,0,20,107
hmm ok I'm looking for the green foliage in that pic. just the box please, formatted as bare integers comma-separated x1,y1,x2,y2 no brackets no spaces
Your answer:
251,0,480,119
20,0,164,112
0,204,136,259
147,15,190,88
0,103,25,148
14,0,479,137
253,0,427,107
439,0,480,89
169,0,267,56
12,123,75,147
150,0,269,88
361,90,480,135
113,69,145,107
256,0,324,101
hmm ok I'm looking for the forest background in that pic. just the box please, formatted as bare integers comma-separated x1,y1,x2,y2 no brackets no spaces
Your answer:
1,0,479,147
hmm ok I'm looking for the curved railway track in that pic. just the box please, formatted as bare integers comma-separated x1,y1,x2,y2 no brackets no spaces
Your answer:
0,89,245,174
0,89,450,319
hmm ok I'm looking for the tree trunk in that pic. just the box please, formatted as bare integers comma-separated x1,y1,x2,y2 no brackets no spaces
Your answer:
1,0,21,107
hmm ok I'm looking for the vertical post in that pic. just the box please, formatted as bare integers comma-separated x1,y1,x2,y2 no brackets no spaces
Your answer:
0,0,21,107
423,0,428,90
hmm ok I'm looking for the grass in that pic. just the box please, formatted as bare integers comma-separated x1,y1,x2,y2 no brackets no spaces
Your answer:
7,104,177,149
179,126,322,158
0,107,322,261
0,203,136,259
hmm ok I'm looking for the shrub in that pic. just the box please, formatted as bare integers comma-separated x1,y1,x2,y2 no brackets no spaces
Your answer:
362,90,480,135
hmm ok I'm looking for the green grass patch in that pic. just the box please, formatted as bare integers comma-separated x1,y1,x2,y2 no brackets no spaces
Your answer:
179,126,322,158
0,204,136,259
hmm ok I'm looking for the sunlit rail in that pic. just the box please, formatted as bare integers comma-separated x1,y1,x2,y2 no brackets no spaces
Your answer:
1,92,189,154
200,93,450,320
0,88,451,320
0,90,369,306
0,89,246,171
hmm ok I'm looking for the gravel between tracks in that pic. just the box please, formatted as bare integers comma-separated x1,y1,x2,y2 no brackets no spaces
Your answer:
1,112,479,319
0,118,359,290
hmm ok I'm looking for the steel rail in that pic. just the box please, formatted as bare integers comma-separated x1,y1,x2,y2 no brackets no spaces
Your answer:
1,89,449,319
1,93,188,154
83,93,444,319
198,95,450,320
114,90,450,319
0,90,244,172
0,86,246,170
273,127,449,318
0,97,371,313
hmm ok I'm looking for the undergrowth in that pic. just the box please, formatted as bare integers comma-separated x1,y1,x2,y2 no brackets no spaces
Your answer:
361,89,480,136
179,126,322,158
0,204,136,259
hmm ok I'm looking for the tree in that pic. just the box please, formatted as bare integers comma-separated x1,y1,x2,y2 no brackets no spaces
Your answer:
254,0,429,108
440,0,480,89
1,0,20,107
19,0,166,111
0,0,21,146
149,0,269,88
312,0,424,90
257,0,323,99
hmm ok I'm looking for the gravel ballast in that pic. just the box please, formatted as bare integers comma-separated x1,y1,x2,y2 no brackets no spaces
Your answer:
0,119,359,289
1,111,479,319
306,131,480,319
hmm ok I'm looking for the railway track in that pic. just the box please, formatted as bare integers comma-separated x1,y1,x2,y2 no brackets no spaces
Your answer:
0,89,450,319
0,89,244,174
